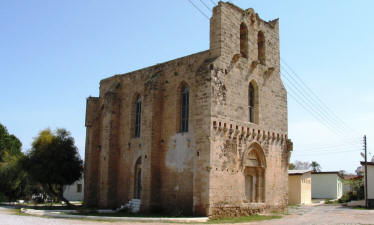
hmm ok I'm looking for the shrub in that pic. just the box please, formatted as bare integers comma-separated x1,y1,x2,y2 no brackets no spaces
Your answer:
324,199,332,204
0,192,6,202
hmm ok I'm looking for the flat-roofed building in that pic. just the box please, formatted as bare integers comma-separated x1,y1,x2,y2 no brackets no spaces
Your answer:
288,170,312,205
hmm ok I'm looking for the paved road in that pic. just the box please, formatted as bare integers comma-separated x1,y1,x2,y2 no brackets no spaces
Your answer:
1,204,374,225
257,204,374,225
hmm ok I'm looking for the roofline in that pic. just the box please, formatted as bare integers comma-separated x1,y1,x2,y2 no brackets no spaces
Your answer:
361,161,374,166
288,170,312,175
100,50,210,84
312,171,343,178
312,171,340,174
289,172,311,176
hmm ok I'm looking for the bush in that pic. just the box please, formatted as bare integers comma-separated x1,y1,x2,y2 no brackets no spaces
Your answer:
0,192,6,202
324,199,332,204
357,185,365,199
340,188,365,203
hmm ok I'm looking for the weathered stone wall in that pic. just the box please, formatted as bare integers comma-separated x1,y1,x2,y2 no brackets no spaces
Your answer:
84,1,292,217
85,50,214,214
207,2,291,216
84,97,100,206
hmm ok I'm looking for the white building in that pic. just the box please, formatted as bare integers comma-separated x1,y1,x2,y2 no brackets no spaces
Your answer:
311,172,343,199
63,177,84,202
361,162,374,208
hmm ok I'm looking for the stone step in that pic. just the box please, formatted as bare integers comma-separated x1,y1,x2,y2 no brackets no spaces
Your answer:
117,199,141,213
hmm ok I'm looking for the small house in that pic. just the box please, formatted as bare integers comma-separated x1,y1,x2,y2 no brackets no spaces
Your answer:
311,172,343,199
288,170,312,205
63,176,84,202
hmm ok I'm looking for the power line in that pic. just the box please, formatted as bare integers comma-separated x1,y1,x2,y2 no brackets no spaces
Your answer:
293,149,361,156
281,66,346,132
285,81,361,146
282,70,361,145
297,143,361,153
209,0,217,6
282,70,346,136
264,26,362,138
184,1,363,151
294,145,361,154
298,142,361,151
187,0,210,20
281,59,359,134
284,81,346,137
281,67,359,139
232,17,361,139
245,31,360,140
198,0,212,11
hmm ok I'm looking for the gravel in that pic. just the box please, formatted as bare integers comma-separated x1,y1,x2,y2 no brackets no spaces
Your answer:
1,204,374,225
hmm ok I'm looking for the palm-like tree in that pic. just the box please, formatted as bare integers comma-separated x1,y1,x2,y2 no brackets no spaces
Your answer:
311,161,321,172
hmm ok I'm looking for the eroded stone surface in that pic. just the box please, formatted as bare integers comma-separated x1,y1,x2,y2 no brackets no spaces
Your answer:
84,2,292,217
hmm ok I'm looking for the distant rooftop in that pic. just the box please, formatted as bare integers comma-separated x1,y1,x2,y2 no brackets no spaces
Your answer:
288,170,312,175
312,171,344,178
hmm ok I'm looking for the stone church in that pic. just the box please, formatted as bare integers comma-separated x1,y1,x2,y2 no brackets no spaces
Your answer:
84,2,292,217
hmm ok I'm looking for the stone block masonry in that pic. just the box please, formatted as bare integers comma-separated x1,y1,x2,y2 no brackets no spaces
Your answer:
84,2,292,217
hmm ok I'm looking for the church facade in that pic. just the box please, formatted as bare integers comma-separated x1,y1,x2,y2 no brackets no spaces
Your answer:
84,2,292,217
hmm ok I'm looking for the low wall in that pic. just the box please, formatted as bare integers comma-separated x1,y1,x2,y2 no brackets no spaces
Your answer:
209,203,285,218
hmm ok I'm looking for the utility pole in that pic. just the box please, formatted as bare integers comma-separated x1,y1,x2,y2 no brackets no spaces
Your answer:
364,135,368,208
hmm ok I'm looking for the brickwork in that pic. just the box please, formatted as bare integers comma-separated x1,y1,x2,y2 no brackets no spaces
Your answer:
84,2,292,217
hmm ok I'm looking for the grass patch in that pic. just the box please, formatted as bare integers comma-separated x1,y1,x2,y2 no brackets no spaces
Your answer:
25,205,80,210
324,199,341,205
1,202,84,210
287,204,300,209
67,212,281,224
207,214,281,224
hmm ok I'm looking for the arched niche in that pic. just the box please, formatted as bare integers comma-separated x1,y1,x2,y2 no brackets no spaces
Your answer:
242,142,266,203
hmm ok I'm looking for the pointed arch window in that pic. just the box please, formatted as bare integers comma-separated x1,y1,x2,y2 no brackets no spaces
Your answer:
180,86,189,132
248,81,259,124
240,23,248,58
134,96,141,137
249,83,255,123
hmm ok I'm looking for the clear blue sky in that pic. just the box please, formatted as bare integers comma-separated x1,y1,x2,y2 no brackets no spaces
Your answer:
1,0,373,173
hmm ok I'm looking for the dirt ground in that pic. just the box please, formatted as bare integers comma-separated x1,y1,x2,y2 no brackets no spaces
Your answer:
1,204,374,225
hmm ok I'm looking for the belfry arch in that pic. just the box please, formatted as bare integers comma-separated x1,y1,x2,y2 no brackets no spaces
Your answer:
242,143,266,203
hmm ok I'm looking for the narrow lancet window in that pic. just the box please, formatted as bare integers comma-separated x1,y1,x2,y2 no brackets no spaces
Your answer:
249,83,255,123
134,96,141,137
180,86,189,132
240,23,248,58
258,31,266,64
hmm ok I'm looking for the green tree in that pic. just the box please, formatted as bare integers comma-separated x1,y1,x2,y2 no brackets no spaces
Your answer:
294,160,311,170
0,152,27,201
0,123,22,159
0,123,27,201
289,163,296,170
311,161,321,172
23,128,83,206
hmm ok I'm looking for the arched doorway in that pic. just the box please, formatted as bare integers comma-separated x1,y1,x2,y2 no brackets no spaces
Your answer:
243,144,266,202
134,157,142,199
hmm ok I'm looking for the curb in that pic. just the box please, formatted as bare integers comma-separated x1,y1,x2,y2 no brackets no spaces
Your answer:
21,208,209,223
